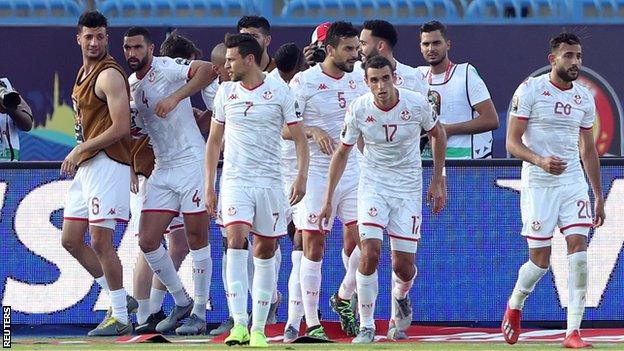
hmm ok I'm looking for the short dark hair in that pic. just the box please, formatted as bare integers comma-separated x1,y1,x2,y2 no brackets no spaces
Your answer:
363,55,395,76
275,43,304,73
77,11,107,32
550,33,581,52
237,15,271,35
324,21,359,49
420,20,448,40
225,33,263,66
363,20,398,49
124,26,152,44
160,34,202,59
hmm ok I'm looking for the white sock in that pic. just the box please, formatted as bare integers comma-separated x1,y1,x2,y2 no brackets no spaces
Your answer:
221,253,232,317
95,275,111,307
251,256,276,332
356,270,378,330
338,246,360,300
149,288,167,314
137,299,150,324
247,244,255,292
341,249,349,270
286,250,304,329
300,256,322,327
110,288,129,324
567,251,587,336
272,245,282,304
227,249,249,326
143,245,190,307
190,245,211,320
508,260,548,310
392,268,415,300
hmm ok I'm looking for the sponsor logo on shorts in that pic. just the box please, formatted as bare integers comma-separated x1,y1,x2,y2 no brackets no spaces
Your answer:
307,213,318,224
368,207,378,217
531,219,541,232
227,207,237,216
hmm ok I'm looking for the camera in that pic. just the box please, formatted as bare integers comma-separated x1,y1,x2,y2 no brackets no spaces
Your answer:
312,43,326,63
0,80,21,110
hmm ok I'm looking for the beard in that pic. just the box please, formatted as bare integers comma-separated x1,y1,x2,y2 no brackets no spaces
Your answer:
127,55,149,72
334,59,355,73
426,52,446,67
229,71,242,82
556,65,579,82
362,48,379,64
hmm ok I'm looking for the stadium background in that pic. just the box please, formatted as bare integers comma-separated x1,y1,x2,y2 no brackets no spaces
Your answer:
1,0,623,328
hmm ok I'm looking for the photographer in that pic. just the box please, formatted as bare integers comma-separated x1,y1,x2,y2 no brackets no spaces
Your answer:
0,78,33,161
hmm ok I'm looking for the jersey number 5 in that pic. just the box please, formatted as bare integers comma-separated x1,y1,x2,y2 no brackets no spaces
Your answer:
337,92,346,108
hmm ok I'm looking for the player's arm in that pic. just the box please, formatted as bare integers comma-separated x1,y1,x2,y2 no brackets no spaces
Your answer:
318,142,352,230
193,107,212,138
155,60,217,118
579,128,605,227
204,120,224,216
506,117,566,175
426,119,447,214
444,98,498,137
0,97,33,131
282,125,335,155
287,122,309,206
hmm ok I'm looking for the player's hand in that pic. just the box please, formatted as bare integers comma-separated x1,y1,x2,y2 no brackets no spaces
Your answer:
309,127,335,155
426,176,447,215
538,156,567,175
593,196,605,228
130,172,139,194
60,145,83,177
289,175,307,206
303,44,316,66
154,95,179,118
317,201,332,232
205,187,218,218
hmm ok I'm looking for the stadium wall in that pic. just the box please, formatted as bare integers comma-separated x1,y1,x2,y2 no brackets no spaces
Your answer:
1,160,622,325
2,24,622,160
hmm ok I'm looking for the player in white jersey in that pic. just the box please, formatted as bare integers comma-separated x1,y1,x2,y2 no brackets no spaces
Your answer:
318,55,447,343
417,20,499,159
290,21,367,340
123,27,216,335
502,33,605,349
357,20,428,95
205,33,309,347
270,42,311,342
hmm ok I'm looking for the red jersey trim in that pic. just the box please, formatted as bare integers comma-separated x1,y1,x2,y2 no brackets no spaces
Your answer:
169,223,185,230
344,220,357,227
240,80,265,91
321,69,345,80
362,222,384,229
136,65,153,81
224,220,253,228
182,210,208,216
287,121,300,126
142,209,180,216
212,118,225,125
300,229,328,235
373,98,400,112
89,218,129,223
549,79,573,91
580,126,593,130
342,142,355,147
525,235,553,241
388,233,419,242
251,230,288,239
559,223,593,233
63,217,88,222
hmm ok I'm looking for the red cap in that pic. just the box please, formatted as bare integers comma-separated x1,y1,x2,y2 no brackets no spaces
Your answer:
311,22,331,44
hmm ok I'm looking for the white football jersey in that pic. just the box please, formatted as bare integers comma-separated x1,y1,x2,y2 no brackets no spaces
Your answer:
510,73,595,187
202,79,219,112
342,88,438,198
354,59,427,95
290,64,367,177
213,74,302,188
128,56,205,169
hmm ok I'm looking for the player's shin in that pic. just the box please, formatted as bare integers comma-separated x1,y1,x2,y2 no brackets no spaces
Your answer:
300,256,323,326
251,256,277,332
287,251,304,328
190,244,212,320
143,245,190,307
567,251,587,336
356,270,378,330
226,249,250,326
508,260,548,310
339,246,360,300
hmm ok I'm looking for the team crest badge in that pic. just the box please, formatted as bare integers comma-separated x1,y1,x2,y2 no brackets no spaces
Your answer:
368,207,378,217
307,213,318,224
148,71,156,83
573,94,582,105
227,207,237,216
262,90,273,100
400,110,411,121
531,219,541,232
349,80,357,89
395,75,404,86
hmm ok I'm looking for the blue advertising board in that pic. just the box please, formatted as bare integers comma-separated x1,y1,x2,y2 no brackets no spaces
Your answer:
1,161,623,324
